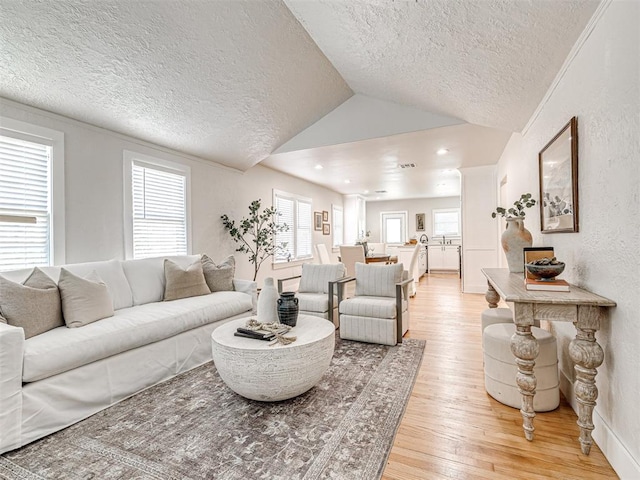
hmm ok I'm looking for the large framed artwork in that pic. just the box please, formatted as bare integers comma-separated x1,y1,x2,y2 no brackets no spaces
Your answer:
314,212,323,231
539,116,579,233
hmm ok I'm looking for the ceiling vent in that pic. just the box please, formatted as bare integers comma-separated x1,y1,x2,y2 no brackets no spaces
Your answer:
375,190,387,194
398,163,416,169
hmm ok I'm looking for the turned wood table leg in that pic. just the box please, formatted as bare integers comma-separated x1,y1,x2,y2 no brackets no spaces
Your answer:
511,303,538,441
485,281,500,308
569,306,605,455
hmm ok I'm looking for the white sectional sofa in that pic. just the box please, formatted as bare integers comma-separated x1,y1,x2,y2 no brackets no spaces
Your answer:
0,255,256,454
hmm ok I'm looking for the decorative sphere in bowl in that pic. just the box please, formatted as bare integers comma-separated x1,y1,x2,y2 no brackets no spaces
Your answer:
525,261,565,280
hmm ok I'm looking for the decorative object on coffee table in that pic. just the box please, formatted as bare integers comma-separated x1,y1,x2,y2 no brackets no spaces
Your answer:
257,277,278,323
491,193,536,273
277,291,299,326
211,315,334,401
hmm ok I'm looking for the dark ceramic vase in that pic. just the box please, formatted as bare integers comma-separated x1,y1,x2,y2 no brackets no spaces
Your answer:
277,292,299,327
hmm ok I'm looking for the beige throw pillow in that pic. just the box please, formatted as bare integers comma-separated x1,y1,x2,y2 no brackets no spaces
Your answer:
58,269,115,328
201,254,235,292
0,268,64,338
164,259,211,301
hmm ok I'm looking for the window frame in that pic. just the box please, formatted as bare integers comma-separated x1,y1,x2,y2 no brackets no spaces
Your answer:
0,117,65,269
432,208,461,238
331,204,343,250
123,150,192,259
272,189,313,265
380,211,408,245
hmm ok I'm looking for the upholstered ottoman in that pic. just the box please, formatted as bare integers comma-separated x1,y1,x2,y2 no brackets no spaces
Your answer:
483,323,560,412
480,307,539,335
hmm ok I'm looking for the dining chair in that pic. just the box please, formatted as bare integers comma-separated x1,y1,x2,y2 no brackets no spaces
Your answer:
315,244,331,265
339,245,365,277
407,243,421,297
337,262,412,345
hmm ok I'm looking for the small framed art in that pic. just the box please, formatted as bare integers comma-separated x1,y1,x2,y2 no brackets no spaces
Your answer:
322,223,330,235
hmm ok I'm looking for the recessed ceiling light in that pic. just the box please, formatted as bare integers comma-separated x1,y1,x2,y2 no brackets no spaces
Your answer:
437,148,449,155
314,164,323,170
363,190,369,194
344,179,351,184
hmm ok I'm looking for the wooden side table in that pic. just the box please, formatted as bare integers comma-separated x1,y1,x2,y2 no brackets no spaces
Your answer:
481,268,616,455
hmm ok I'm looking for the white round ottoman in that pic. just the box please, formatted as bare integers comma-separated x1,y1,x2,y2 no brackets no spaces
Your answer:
481,308,513,334
483,323,560,412
481,308,540,336
211,315,335,402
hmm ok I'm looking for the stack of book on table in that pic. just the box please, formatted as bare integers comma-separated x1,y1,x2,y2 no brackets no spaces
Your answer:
234,326,289,341
523,247,570,292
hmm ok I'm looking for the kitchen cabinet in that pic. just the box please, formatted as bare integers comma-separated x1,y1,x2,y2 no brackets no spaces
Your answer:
428,245,460,273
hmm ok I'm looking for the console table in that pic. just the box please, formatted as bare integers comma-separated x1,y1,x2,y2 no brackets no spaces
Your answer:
481,268,616,454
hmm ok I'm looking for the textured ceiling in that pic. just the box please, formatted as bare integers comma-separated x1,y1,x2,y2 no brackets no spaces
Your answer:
0,0,599,198
0,0,352,171
284,0,600,132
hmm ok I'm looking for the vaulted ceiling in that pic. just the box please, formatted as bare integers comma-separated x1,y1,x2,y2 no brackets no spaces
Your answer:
0,0,600,199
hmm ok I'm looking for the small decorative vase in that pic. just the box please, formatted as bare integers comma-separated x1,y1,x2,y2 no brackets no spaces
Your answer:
257,277,279,323
501,217,533,273
277,292,299,327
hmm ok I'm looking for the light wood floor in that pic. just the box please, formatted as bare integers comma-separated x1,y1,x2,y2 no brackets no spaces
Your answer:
382,273,617,480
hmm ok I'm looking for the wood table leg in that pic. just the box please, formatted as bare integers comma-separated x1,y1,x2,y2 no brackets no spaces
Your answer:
569,306,605,455
485,281,500,308
511,303,539,441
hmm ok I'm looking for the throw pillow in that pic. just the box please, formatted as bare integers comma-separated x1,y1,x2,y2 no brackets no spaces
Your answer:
355,262,403,298
298,263,346,294
201,254,235,292
58,269,115,328
164,259,211,301
0,268,64,339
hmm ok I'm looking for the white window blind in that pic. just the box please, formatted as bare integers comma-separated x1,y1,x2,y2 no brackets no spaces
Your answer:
273,190,312,263
433,209,461,237
332,205,343,248
132,161,187,259
0,135,51,271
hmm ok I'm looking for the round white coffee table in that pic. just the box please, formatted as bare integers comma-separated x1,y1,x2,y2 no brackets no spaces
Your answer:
211,315,335,401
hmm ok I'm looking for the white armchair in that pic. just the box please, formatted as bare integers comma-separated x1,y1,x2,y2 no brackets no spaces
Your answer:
277,263,346,327
338,262,411,346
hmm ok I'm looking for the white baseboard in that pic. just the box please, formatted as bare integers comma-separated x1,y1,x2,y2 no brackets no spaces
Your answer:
559,370,640,479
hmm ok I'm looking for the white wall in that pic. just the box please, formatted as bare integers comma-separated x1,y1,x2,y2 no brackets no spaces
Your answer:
0,99,343,285
365,196,461,243
495,1,639,476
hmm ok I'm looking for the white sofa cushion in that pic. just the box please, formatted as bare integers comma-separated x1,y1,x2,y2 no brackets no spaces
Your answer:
354,263,403,298
298,263,345,294
58,269,115,328
122,255,201,306
22,290,253,382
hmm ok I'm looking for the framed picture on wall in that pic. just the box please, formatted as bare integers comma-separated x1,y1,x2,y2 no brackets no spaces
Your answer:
539,116,579,233
322,223,330,235
322,210,329,222
314,212,323,231
416,213,425,231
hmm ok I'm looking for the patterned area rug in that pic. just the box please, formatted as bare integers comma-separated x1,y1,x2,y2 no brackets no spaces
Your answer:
0,337,425,480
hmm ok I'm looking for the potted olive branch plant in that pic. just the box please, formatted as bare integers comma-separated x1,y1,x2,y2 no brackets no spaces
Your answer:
221,199,289,281
491,193,537,273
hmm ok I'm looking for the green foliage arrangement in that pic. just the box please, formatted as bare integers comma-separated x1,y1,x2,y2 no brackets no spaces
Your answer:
491,193,537,218
221,199,289,281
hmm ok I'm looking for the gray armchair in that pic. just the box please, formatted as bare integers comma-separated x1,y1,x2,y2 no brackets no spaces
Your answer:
277,263,346,327
337,262,411,345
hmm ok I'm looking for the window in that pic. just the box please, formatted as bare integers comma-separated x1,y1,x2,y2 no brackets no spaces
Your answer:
124,151,190,259
0,119,64,271
273,189,312,263
380,211,408,244
433,208,461,237
332,204,343,248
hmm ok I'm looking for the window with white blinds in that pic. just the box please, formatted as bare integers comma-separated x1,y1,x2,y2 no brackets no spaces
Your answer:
0,134,52,272
273,190,312,263
332,205,343,248
130,159,188,259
